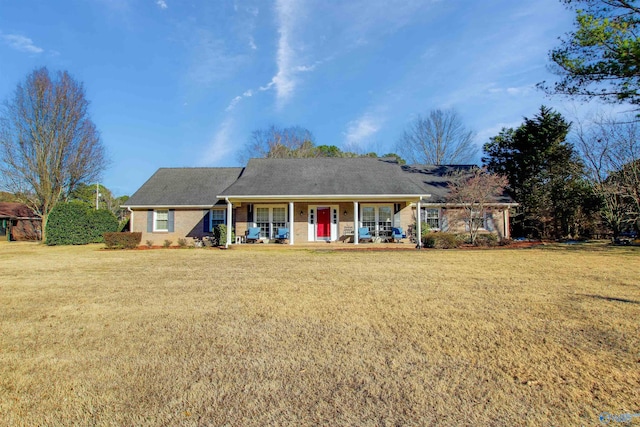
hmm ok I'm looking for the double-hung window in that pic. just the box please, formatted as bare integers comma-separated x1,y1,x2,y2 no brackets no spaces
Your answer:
361,207,376,233
154,209,169,232
210,209,226,229
378,206,392,234
272,207,286,232
256,207,270,238
422,208,440,229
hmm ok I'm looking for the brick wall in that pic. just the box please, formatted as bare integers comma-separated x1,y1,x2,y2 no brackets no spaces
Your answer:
131,209,210,246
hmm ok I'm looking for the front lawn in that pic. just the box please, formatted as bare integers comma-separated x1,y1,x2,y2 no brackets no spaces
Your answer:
1,243,638,425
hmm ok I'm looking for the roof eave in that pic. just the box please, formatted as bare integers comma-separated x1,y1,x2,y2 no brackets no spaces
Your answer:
218,194,432,201
123,204,218,209
413,202,519,207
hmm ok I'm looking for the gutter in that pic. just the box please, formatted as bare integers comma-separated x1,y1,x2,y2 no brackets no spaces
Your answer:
122,204,216,209
217,194,432,202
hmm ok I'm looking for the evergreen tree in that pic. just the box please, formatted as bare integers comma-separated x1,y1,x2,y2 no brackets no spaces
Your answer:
483,106,589,238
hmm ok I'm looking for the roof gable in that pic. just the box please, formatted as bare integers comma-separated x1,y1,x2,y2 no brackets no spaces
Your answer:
219,158,428,197
401,164,514,203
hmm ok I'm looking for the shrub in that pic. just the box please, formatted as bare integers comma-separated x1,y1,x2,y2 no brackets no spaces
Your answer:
146,240,154,248
213,224,235,246
46,202,119,245
104,232,142,249
89,209,120,242
422,232,461,249
475,234,499,247
422,233,436,248
412,222,430,239
163,239,173,248
177,238,188,248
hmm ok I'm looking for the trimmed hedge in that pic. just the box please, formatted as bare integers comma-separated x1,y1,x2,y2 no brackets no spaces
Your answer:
46,201,119,245
104,232,142,249
474,234,499,247
422,232,462,249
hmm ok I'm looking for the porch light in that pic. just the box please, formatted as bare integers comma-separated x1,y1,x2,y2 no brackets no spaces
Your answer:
300,210,304,216
343,210,348,216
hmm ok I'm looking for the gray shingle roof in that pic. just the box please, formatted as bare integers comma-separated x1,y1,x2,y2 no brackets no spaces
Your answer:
218,158,428,197
401,164,514,203
124,161,516,206
123,167,244,207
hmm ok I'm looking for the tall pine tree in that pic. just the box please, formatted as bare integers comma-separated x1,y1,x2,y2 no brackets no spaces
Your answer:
483,106,590,239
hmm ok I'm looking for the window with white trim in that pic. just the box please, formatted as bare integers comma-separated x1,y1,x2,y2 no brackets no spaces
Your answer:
210,209,226,229
378,206,392,233
362,206,376,233
272,207,286,232
361,205,393,235
255,205,287,238
421,208,440,229
154,209,169,232
256,207,270,238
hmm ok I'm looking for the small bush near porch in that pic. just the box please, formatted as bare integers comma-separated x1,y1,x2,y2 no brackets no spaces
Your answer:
0,244,638,425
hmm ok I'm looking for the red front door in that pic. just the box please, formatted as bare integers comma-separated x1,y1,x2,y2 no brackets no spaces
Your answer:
317,208,331,239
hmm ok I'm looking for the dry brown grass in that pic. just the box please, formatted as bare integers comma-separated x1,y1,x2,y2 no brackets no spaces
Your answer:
1,242,639,426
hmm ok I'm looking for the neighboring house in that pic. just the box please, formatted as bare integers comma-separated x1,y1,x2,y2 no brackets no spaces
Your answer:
0,202,42,241
124,158,516,246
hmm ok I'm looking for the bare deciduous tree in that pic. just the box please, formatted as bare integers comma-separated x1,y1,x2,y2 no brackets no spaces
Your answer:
396,109,477,165
445,167,508,244
573,113,640,237
239,125,316,163
0,67,107,241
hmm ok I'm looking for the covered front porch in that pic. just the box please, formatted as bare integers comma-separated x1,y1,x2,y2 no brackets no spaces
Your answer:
221,196,432,247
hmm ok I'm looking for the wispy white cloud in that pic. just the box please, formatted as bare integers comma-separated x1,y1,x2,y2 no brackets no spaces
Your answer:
259,81,275,92
272,0,298,105
344,113,382,148
200,118,236,165
225,90,255,111
487,84,534,96
1,33,43,54
156,0,168,10
226,96,243,112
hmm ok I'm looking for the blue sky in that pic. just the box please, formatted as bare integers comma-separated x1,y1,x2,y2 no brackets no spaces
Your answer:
1,0,585,196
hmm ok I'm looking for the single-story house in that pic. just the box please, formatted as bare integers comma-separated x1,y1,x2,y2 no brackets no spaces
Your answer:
0,202,42,241
123,158,516,246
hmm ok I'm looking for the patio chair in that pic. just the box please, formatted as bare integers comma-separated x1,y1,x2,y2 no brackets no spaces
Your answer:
358,227,373,243
245,227,261,243
275,227,289,244
391,227,406,243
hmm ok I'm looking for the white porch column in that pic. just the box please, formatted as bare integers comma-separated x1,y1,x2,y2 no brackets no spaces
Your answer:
503,208,510,240
289,202,294,245
128,208,134,233
226,198,232,247
416,198,422,248
353,201,359,245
